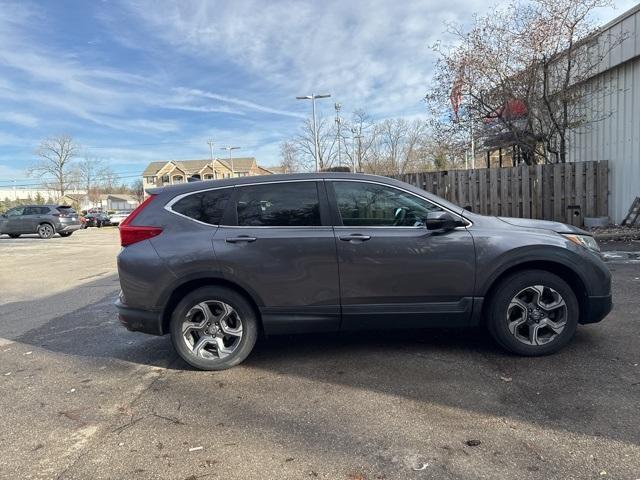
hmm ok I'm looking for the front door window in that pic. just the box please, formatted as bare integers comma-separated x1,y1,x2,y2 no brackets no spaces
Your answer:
333,181,442,227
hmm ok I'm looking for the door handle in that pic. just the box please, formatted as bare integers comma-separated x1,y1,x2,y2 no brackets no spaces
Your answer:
339,234,371,243
226,235,257,243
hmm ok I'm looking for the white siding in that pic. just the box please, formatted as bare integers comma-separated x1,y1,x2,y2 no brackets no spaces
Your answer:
568,6,640,223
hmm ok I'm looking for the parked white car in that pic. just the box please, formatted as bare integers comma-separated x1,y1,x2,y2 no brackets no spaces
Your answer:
109,210,132,225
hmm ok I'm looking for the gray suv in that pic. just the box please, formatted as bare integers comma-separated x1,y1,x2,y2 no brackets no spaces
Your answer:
116,173,612,370
0,204,82,239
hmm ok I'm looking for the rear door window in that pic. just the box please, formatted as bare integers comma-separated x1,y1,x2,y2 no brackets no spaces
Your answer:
235,182,321,227
171,188,232,225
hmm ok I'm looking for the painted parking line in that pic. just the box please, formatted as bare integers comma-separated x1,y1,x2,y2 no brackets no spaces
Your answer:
601,251,640,263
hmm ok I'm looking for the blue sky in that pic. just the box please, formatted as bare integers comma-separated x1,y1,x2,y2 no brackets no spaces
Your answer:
0,0,635,185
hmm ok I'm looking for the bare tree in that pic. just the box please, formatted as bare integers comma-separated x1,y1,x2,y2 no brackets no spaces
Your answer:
99,166,119,192
29,135,78,198
77,156,109,194
279,140,304,173
132,179,144,203
294,117,338,171
426,0,618,164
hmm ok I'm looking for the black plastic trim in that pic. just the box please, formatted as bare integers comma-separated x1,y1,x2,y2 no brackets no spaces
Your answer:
580,294,612,324
115,298,164,335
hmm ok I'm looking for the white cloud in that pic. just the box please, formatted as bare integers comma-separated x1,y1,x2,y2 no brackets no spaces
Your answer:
174,88,304,119
118,0,494,118
2,112,39,128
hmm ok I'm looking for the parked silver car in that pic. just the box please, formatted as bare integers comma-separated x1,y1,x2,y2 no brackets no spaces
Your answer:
0,205,82,238
109,210,132,226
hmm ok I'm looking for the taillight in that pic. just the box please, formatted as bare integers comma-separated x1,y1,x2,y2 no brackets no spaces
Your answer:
119,195,162,247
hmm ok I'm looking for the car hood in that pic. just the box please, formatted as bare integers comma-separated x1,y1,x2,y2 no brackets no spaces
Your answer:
497,217,588,234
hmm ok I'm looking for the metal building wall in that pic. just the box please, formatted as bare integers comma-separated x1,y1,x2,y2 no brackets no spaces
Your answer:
567,6,640,223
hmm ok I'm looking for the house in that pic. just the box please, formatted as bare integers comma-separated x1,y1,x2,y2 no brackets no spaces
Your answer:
101,194,139,211
142,158,272,192
58,193,139,212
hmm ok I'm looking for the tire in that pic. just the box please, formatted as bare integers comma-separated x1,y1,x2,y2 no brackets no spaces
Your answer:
37,223,55,239
170,286,259,370
486,270,579,356
8,234,20,238
59,232,73,237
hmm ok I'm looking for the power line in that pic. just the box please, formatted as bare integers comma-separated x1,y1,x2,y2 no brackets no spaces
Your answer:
0,173,143,189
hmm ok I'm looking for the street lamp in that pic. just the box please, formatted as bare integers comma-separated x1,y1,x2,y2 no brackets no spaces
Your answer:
221,146,241,177
296,93,331,172
207,139,215,179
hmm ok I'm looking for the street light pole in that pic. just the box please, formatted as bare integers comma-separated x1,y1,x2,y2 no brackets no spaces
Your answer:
221,146,240,177
296,93,331,172
207,139,215,179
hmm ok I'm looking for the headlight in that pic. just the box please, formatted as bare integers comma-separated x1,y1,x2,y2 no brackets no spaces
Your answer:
563,234,600,252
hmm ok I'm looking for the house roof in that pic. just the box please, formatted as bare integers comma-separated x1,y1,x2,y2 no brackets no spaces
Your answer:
143,158,259,176
258,166,276,174
107,194,138,202
217,157,257,172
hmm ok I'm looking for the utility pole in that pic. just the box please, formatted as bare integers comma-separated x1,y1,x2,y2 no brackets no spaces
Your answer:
221,146,240,177
334,103,342,167
207,139,215,179
351,127,363,173
296,93,331,172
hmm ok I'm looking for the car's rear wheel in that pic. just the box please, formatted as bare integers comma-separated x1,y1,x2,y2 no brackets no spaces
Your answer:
59,232,73,237
170,286,258,370
37,223,55,239
487,270,579,356
8,234,20,238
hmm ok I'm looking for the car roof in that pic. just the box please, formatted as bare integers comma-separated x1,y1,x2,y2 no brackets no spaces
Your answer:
147,172,466,215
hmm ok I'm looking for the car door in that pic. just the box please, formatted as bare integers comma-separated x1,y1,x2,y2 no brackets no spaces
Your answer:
21,206,42,233
3,206,26,233
212,180,340,334
327,179,476,330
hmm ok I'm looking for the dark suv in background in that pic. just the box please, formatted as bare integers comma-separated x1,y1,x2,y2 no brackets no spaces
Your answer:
116,173,612,370
0,205,81,238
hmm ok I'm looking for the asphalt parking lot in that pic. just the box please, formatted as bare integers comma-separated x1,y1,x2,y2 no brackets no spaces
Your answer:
0,228,638,480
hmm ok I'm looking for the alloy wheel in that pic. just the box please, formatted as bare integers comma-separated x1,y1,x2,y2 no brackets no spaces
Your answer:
181,301,243,360
38,224,54,239
506,285,567,346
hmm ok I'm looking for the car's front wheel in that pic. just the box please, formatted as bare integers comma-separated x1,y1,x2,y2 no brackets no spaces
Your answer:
170,286,258,370
487,270,579,356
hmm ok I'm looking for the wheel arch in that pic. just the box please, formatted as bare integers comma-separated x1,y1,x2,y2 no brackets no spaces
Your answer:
481,260,589,323
160,276,263,335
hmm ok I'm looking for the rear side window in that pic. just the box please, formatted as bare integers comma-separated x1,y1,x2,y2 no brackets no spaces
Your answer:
236,182,321,227
171,189,231,225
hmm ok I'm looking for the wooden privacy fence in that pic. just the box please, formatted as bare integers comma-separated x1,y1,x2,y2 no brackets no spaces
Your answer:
393,160,609,226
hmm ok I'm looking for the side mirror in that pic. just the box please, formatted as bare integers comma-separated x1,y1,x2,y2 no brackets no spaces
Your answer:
426,211,459,231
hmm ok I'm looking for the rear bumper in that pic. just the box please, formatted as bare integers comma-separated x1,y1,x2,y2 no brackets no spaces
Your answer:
115,297,164,335
59,223,82,232
580,294,612,324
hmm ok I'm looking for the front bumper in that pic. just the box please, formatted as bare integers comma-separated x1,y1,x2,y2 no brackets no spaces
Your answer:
115,297,164,335
580,294,613,324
